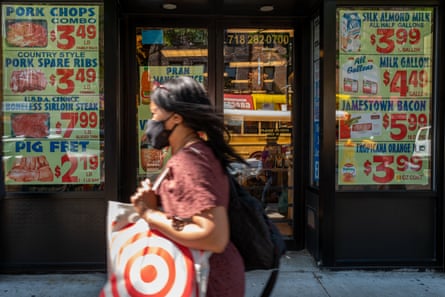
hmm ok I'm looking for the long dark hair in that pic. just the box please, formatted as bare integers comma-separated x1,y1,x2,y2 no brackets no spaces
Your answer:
150,76,245,169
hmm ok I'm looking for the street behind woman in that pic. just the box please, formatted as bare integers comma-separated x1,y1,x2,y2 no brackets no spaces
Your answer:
131,76,246,297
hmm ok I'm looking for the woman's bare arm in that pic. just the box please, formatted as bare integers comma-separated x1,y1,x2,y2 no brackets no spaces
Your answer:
131,180,230,253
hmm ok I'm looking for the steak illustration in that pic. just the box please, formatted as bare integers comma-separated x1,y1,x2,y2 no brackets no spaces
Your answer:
11,113,49,138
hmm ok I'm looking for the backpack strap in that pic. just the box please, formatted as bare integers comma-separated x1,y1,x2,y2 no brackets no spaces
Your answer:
260,268,280,297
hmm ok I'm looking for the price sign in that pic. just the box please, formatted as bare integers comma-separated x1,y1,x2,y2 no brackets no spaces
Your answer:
382,112,428,141
55,111,100,139
50,24,98,51
369,28,421,54
2,5,100,96
49,67,98,95
2,5,99,51
338,141,429,185
55,151,100,183
1,4,102,186
339,55,432,98
337,8,433,187
2,52,100,96
339,9,433,54
363,154,424,183
382,69,429,97
3,139,101,184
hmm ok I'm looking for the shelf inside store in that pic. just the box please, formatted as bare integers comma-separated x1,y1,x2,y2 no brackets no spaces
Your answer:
230,79,274,84
224,109,291,121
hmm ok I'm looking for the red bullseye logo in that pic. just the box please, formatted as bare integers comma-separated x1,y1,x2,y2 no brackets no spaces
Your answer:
101,221,195,297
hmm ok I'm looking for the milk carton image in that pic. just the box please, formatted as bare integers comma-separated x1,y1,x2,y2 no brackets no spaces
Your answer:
341,12,361,52
342,57,359,93
362,60,379,95
362,76,378,94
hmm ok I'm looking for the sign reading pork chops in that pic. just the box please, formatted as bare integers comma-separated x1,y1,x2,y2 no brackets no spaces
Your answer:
2,4,103,185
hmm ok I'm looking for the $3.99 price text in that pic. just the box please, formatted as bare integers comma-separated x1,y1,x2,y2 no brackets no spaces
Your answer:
363,154,423,183
370,28,421,54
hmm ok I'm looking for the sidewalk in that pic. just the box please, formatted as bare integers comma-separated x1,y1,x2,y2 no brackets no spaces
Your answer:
1,250,445,297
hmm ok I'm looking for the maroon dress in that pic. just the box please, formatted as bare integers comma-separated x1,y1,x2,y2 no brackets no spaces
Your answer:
157,141,245,297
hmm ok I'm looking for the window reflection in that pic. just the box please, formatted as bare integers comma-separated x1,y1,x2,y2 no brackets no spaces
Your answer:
335,8,434,190
135,27,208,181
223,28,294,238
2,4,105,193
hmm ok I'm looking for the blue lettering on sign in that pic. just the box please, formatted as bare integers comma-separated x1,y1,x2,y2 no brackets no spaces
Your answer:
5,6,44,17
5,58,34,68
140,120,148,130
50,141,89,152
166,67,191,75
15,141,43,153
49,7,95,17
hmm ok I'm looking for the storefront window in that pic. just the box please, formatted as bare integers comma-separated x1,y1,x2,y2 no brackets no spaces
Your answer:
336,8,434,190
223,28,294,238
1,4,104,192
135,27,208,182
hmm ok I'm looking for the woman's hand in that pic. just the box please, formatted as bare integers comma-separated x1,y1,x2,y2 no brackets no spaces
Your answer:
130,179,158,216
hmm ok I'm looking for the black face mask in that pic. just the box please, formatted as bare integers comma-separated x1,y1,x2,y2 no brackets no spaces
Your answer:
145,113,176,150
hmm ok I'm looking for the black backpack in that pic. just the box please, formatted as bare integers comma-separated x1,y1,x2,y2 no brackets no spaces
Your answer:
228,174,287,296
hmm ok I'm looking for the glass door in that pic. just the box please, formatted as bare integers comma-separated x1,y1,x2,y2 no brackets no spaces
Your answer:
223,28,295,238
133,25,295,240
135,27,208,182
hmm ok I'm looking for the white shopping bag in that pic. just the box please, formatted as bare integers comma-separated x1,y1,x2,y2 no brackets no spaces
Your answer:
100,201,211,297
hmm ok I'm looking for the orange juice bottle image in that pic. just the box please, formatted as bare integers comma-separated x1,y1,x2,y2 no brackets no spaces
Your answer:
140,68,151,104
340,140,356,183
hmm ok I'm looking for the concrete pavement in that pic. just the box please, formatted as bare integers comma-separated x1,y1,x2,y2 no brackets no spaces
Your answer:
246,251,445,297
1,250,445,297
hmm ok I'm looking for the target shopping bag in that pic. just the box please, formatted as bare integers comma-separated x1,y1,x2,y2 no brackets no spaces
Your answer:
100,201,211,297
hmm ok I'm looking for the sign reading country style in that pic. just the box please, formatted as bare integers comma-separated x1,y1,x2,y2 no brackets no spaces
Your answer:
337,8,434,186
2,4,102,185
